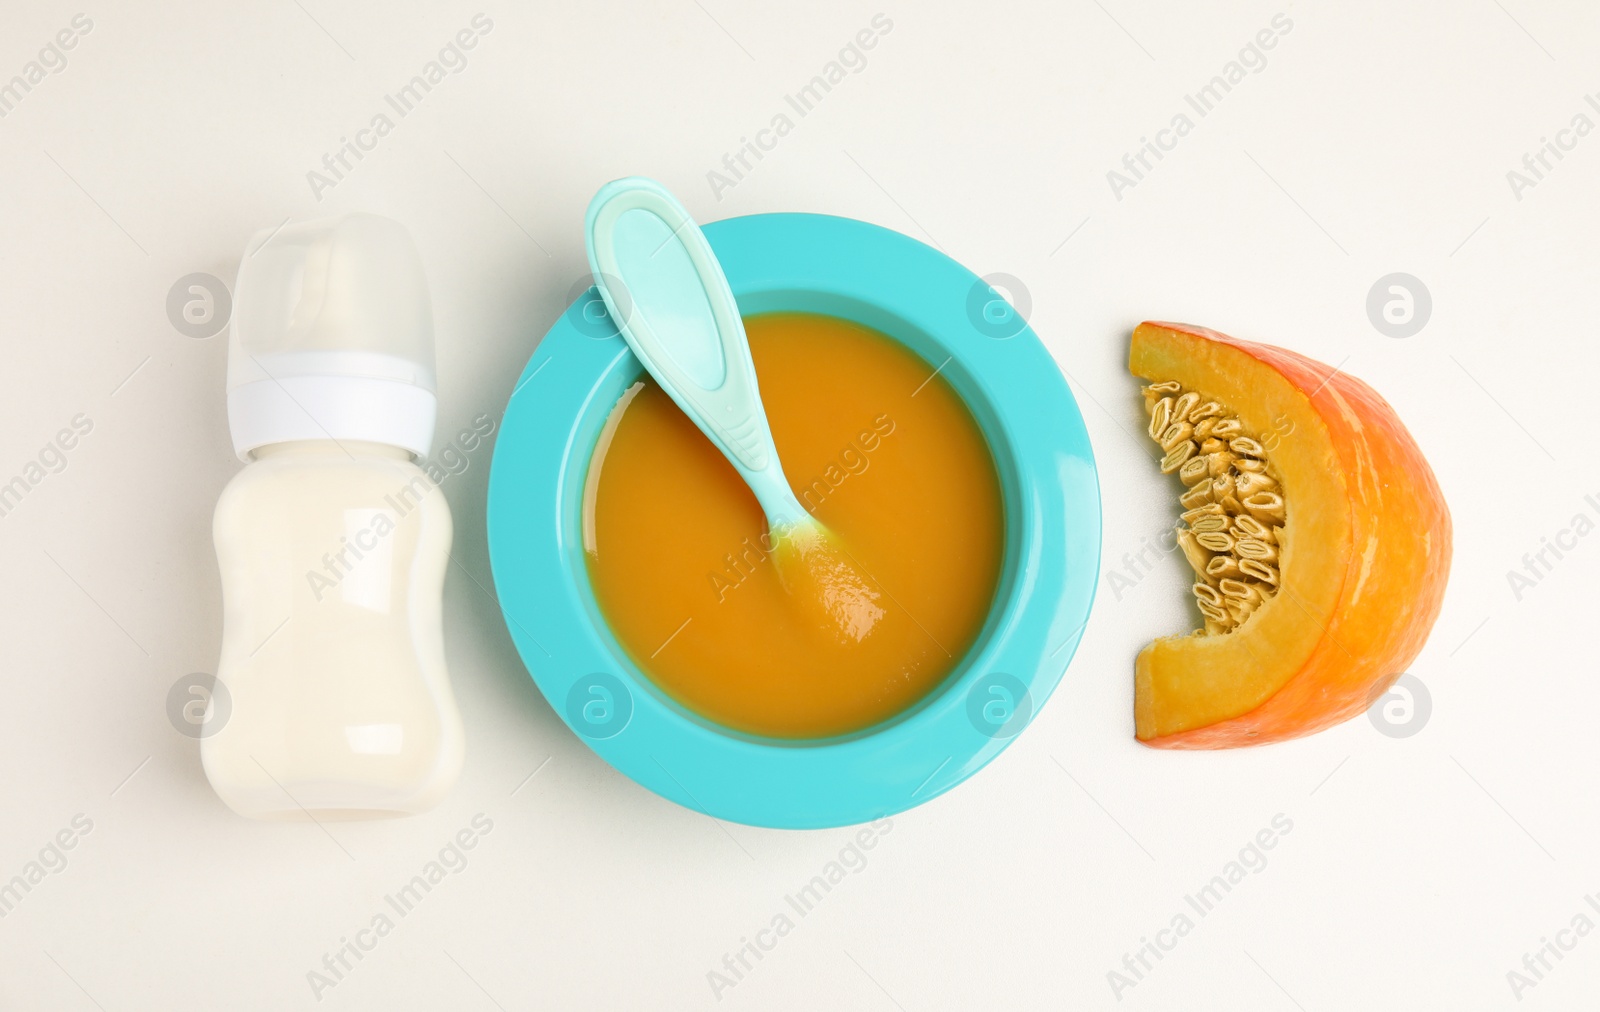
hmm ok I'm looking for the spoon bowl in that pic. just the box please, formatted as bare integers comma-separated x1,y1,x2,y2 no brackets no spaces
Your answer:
487,209,1101,827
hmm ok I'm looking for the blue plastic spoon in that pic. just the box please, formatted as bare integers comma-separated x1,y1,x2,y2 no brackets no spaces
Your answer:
584,177,883,642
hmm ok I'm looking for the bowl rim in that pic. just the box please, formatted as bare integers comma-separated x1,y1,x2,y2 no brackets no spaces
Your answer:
487,212,1100,829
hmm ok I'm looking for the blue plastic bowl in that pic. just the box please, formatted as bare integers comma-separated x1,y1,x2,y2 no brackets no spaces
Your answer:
487,213,1099,829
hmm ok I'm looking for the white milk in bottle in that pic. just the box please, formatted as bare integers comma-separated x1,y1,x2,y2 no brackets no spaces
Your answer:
204,213,464,819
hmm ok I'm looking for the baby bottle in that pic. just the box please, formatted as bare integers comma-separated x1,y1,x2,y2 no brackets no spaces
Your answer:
203,213,464,820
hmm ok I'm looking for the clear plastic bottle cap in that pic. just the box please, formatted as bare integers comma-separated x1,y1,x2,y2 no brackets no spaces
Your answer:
227,213,437,460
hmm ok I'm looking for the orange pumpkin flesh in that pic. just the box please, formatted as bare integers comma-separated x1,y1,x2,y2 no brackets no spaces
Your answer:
1130,322,1452,748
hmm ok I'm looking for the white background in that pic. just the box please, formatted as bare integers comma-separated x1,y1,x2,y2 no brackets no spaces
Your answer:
0,0,1595,1008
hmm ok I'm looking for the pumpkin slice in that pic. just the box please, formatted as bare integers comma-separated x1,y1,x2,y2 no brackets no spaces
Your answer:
1129,322,1451,748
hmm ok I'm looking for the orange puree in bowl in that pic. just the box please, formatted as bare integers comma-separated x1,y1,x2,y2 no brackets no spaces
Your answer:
583,313,1004,739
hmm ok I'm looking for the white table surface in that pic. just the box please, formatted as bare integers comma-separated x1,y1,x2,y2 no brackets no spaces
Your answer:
2,0,1595,1008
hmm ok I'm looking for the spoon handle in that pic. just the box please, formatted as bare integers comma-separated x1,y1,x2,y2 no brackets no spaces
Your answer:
584,177,806,526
